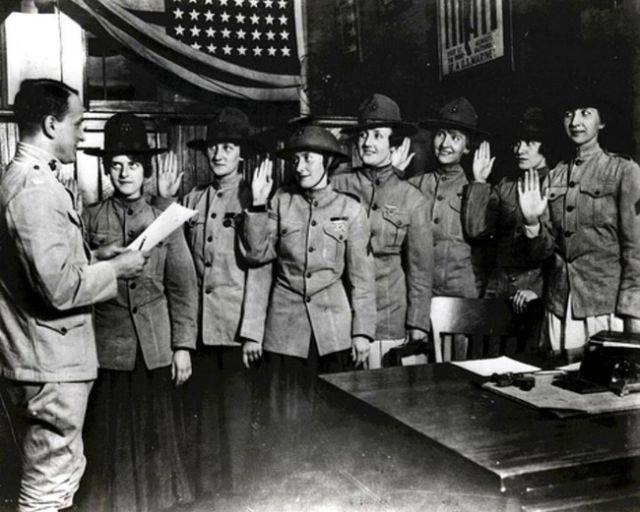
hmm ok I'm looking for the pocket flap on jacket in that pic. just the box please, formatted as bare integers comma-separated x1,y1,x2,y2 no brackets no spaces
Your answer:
323,222,347,242
580,179,617,198
35,316,86,335
381,209,409,228
547,186,568,200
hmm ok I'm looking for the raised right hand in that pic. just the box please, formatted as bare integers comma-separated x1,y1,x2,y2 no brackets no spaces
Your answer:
472,141,495,183
251,159,274,207
517,169,548,226
111,250,148,279
157,151,183,198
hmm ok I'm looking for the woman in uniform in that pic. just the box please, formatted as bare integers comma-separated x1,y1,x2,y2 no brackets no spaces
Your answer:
241,125,376,390
156,107,271,495
332,94,433,369
80,113,198,512
409,97,490,360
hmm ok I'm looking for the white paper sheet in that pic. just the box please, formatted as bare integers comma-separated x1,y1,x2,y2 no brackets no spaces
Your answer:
127,203,197,251
451,356,541,377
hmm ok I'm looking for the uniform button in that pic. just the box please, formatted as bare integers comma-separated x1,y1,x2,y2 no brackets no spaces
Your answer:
594,190,600,196
372,204,378,211
568,181,576,188
205,261,212,267
308,246,315,252
34,165,40,170
313,201,318,207
60,327,68,335
211,213,217,219
509,276,517,283
441,176,448,182
305,296,311,303
371,229,377,236
207,235,213,242
128,230,135,237
306,272,312,278
564,230,573,237
127,208,134,215
205,287,213,294
132,307,138,314
575,158,583,166
375,179,381,185
130,282,137,289
566,205,574,212
434,218,440,224
223,219,232,227
339,235,344,240
311,220,317,227
217,192,223,198
436,195,444,201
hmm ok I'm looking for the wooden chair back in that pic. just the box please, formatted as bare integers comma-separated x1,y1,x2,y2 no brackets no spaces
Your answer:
430,297,520,362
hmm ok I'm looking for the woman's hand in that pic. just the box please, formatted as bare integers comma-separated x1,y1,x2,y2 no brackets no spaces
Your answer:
472,141,495,183
157,151,183,198
172,349,192,386
408,328,428,343
242,340,263,369
390,137,415,171
511,289,538,314
517,169,548,226
251,159,274,207
351,336,370,368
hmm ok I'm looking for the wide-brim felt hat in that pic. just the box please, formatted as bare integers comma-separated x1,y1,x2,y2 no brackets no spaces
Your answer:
420,96,490,138
187,107,253,150
342,93,417,138
276,125,349,161
513,106,550,142
84,113,167,157
555,81,620,118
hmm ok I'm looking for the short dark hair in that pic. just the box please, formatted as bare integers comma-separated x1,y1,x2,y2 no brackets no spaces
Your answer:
13,79,78,136
103,154,153,179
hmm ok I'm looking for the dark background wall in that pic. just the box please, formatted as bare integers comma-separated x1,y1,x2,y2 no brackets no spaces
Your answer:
305,0,640,172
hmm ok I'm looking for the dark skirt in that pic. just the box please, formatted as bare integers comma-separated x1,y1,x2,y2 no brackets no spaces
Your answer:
181,345,256,497
78,355,194,512
257,339,352,424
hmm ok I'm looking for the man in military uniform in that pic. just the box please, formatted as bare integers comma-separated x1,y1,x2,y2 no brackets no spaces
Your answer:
0,79,146,511
518,88,640,360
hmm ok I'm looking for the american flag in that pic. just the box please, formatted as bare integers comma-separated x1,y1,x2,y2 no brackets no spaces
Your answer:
64,0,302,101
166,0,300,75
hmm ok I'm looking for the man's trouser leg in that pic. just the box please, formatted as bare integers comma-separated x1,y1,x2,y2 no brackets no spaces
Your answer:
0,380,93,512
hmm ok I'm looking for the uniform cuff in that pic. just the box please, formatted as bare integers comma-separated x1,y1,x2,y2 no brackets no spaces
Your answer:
524,223,541,238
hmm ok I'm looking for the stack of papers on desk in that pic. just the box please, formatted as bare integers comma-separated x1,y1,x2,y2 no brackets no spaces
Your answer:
452,356,541,377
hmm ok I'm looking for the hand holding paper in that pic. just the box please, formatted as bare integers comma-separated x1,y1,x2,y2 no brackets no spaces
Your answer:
128,203,197,251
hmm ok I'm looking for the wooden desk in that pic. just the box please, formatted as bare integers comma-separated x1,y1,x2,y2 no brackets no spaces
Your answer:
320,363,640,508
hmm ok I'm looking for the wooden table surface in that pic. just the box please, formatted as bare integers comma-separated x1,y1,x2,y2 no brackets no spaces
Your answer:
320,363,640,501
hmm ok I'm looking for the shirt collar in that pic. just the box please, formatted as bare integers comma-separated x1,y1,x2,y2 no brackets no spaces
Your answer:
574,142,602,162
212,171,243,190
302,182,334,204
363,164,398,184
14,142,60,172
435,164,464,179
112,194,147,214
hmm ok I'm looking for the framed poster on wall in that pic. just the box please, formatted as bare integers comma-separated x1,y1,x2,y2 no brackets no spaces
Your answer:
436,0,512,79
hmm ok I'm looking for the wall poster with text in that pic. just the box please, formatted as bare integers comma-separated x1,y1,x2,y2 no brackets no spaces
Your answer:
437,0,507,78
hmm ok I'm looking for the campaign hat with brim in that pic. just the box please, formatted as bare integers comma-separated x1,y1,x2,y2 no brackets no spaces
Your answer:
276,125,349,161
342,93,417,138
420,96,490,138
513,106,551,142
187,107,253,150
83,113,166,157
556,82,620,118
